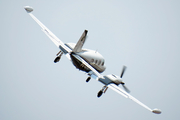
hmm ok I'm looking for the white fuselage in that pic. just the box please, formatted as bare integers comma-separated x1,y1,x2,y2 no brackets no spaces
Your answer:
65,43,106,73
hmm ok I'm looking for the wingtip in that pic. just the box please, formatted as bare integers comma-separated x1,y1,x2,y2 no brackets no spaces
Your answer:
24,6,33,13
152,109,161,114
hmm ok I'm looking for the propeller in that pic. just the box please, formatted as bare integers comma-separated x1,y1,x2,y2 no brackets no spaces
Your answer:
120,66,130,93
122,83,130,93
120,66,127,78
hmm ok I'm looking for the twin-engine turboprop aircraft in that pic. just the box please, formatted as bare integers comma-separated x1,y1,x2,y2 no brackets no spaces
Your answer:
24,6,161,114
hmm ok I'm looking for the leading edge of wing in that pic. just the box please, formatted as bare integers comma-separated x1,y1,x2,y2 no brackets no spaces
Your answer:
24,6,71,54
108,84,161,114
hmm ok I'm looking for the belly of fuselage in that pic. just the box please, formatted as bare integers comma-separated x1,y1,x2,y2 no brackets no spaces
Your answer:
70,50,106,73
70,53,91,72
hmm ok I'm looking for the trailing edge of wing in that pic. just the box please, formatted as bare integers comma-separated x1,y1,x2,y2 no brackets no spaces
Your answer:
108,84,161,114
108,84,152,111
24,6,71,54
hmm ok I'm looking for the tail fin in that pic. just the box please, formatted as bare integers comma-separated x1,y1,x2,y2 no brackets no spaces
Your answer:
72,30,88,53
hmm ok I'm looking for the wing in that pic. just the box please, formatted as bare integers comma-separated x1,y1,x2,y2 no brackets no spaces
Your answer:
24,6,71,55
108,84,161,114
71,54,161,114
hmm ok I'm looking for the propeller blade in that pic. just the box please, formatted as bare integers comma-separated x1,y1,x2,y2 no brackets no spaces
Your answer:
122,84,130,93
120,66,127,78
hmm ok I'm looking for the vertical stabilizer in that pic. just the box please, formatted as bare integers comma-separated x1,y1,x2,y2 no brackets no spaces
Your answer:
72,30,88,53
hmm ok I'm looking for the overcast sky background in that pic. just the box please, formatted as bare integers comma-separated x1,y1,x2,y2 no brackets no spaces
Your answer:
1,0,180,120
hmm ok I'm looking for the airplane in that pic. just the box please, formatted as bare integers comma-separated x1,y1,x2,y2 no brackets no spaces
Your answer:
24,6,161,114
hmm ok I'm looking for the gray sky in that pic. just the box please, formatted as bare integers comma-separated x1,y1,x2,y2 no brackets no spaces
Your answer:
1,0,180,120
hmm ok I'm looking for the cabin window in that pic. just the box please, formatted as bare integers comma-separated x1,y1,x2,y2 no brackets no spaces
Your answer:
102,61,104,66
98,60,101,65
95,60,98,64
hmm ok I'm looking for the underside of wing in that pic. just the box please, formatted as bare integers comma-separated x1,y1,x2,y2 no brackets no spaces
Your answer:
24,6,71,54
108,84,161,114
